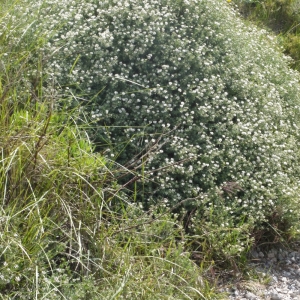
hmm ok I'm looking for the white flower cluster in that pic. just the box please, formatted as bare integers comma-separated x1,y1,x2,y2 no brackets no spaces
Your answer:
14,0,300,228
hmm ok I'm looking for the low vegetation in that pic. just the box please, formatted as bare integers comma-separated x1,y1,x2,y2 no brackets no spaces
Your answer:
1,0,300,298
233,0,300,71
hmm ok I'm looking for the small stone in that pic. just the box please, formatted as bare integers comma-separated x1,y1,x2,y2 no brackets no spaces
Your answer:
270,257,277,264
268,252,276,259
280,276,287,282
290,251,298,257
245,291,257,300
258,251,264,258
272,275,278,283
277,289,287,294
291,291,300,297
269,292,285,300
251,250,259,259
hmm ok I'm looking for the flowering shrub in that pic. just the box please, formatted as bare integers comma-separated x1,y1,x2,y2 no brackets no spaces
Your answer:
13,0,300,243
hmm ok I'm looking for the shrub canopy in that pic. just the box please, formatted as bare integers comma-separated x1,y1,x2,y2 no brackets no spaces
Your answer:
17,0,300,232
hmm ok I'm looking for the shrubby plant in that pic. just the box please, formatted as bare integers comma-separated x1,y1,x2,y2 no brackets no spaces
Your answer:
5,0,300,267
18,0,300,252
0,1,224,298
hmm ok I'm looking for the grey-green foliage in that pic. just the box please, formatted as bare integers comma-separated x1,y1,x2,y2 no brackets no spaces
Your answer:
24,0,300,230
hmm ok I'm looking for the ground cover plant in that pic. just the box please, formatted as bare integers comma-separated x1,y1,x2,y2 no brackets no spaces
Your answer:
1,0,300,298
233,0,300,71
0,1,223,298
30,0,300,256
